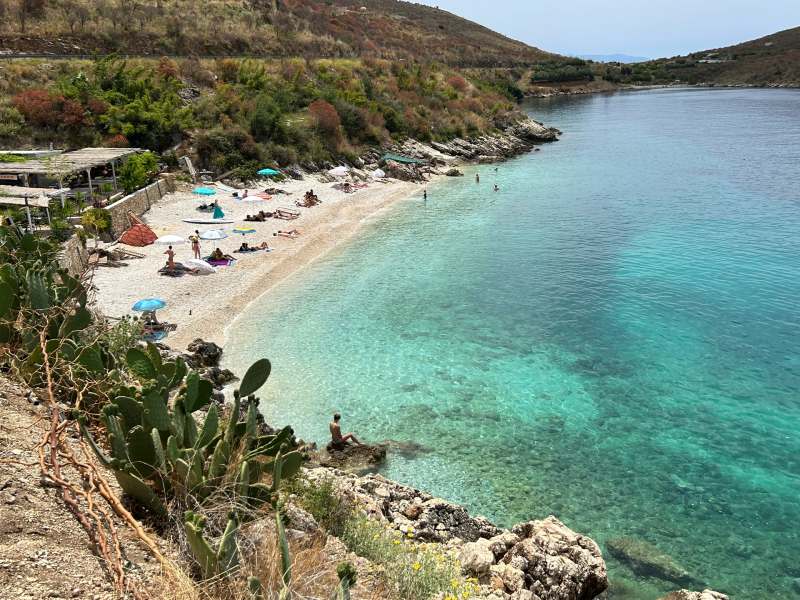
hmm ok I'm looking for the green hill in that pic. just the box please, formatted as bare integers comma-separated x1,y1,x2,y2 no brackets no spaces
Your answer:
599,26,800,87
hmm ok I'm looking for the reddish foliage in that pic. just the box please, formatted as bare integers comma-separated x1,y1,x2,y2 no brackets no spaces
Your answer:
447,75,468,92
13,89,88,129
104,134,129,148
86,97,109,115
157,57,180,80
309,99,342,146
13,89,59,127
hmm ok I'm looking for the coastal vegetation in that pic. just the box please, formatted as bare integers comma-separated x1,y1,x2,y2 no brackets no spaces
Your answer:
0,55,524,173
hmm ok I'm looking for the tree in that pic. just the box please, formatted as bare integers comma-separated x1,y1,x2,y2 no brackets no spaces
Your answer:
118,152,157,195
16,0,45,33
80,208,111,247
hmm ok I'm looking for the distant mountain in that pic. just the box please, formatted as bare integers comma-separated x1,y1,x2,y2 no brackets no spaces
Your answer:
578,54,649,63
601,26,800,87
0,0,560,67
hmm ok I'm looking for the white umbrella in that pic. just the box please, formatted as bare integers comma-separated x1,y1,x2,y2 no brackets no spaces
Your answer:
199,229,228,241
328,166,349,177
183,258,216,274
371,168,386,178
155,234,185,245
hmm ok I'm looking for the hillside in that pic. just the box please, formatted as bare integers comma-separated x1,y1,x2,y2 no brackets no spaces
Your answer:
599,26,800,87
0,0,557,67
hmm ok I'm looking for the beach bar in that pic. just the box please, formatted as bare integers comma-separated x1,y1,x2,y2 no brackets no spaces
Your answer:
0,185,66,230
0,147,142,200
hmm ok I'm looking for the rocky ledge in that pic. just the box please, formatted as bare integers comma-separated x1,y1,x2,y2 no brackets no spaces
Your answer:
306,468,607,600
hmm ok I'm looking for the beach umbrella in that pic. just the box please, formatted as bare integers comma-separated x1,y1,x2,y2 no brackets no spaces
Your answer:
328,166,349,177
184,258,216,274
156,234,185,245
199,229,228,241
232,226,256,236
212,205,225,220
371,168,386,178
257,168,281,177
132,298,166,312
193,187,217,196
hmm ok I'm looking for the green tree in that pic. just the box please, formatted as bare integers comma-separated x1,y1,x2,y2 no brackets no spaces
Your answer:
118,152,157,195
81,208,111,247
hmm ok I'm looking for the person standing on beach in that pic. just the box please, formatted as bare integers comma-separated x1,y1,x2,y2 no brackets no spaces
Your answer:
330,413,362,446
190,230,201,259
164,245,176,271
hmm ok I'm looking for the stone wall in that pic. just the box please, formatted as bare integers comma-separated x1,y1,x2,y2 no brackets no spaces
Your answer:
58,234,88,276
105,175,176,238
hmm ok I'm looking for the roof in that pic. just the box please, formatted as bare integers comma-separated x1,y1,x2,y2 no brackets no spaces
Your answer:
381,153,426,165
0,147,141,177
0,185,69,208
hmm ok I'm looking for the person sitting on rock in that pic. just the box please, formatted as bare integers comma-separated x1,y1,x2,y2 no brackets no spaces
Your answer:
330,412,362,447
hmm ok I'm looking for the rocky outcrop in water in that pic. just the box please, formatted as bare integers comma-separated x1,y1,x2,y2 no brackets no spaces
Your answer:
659,590,729,600
317,442,387,473
606,537,695,586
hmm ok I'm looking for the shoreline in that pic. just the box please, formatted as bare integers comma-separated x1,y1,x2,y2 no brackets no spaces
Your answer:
92,174,430,350
92,117,558,351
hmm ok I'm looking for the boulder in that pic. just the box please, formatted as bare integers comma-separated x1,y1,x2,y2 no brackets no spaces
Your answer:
659,591,729,600
283,166,304,180
460,538,495,576
384,160,426,182
489,563,526,593
446,168,464,177
505,517,608,600
186,339,223,367
203,366,236,389
606,537,694,585
508,117,560,142
318,442,387,473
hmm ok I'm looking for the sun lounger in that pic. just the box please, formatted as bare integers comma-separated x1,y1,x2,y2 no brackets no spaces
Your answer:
274,207,300,220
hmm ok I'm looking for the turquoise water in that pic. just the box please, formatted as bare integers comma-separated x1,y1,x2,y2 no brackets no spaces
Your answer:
225,89,800,599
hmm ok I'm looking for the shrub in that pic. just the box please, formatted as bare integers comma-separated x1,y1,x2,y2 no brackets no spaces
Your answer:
308,99,343,150
118,151,157,194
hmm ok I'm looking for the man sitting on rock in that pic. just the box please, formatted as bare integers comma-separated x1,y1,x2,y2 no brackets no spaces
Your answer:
329,412,362,449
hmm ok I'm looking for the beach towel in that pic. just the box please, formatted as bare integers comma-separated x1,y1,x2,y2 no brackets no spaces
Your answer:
233,247,272,254
205,258,235,267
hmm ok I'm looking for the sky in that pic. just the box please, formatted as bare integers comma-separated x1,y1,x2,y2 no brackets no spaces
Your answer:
416,1,800,58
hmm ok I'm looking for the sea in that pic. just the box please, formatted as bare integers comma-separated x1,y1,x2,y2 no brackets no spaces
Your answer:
224,88,800,599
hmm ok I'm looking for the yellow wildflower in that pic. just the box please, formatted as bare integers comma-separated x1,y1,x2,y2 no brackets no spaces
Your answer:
393,539,401,545
407,531,414,538
412,561,422,571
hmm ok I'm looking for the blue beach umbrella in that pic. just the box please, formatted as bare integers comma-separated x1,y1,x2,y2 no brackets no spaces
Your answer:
193,187,217,196
132,298,166,312
232,226,256,236
257,168,280,177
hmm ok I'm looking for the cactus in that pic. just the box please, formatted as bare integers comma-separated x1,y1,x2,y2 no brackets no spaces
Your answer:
248,577,264,600
334,562,357,600
184,510,240,578
276,511,292,590
81,344,301,514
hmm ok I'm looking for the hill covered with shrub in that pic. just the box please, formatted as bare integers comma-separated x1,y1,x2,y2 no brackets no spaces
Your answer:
598,25,800,87
0,0,557,67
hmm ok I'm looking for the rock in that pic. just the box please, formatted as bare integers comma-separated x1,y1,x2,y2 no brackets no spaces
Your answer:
659,590,729,600
459,539,495,576
319,442,387,473
283,503,319,533
383,160,426,182
490,562,525,593
203,366,236,389
487,531,520,558
507,117,560,142
506,516,608,599
185,339,223,367
606,537,694,585
445,168,464,177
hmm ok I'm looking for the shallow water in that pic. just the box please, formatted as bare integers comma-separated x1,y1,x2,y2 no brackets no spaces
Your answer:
225,89,800,599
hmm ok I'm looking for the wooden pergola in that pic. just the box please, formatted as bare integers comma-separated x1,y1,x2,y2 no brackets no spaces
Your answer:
0,185,65,231
0,148,142,203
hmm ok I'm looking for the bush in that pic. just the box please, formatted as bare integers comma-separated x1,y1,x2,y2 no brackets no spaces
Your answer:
118,151,157,194
49,218,74,242
308,99,343,150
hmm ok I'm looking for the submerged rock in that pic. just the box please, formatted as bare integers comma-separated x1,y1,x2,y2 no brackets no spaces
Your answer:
659,590,729,600
606,537,694,585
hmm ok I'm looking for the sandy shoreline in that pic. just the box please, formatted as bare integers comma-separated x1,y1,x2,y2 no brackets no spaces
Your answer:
92,174,428,349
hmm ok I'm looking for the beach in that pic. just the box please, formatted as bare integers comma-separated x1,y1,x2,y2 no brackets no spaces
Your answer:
91,174,427,349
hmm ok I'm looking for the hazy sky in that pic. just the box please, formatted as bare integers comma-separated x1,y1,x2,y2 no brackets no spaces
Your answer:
417,1,800,58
